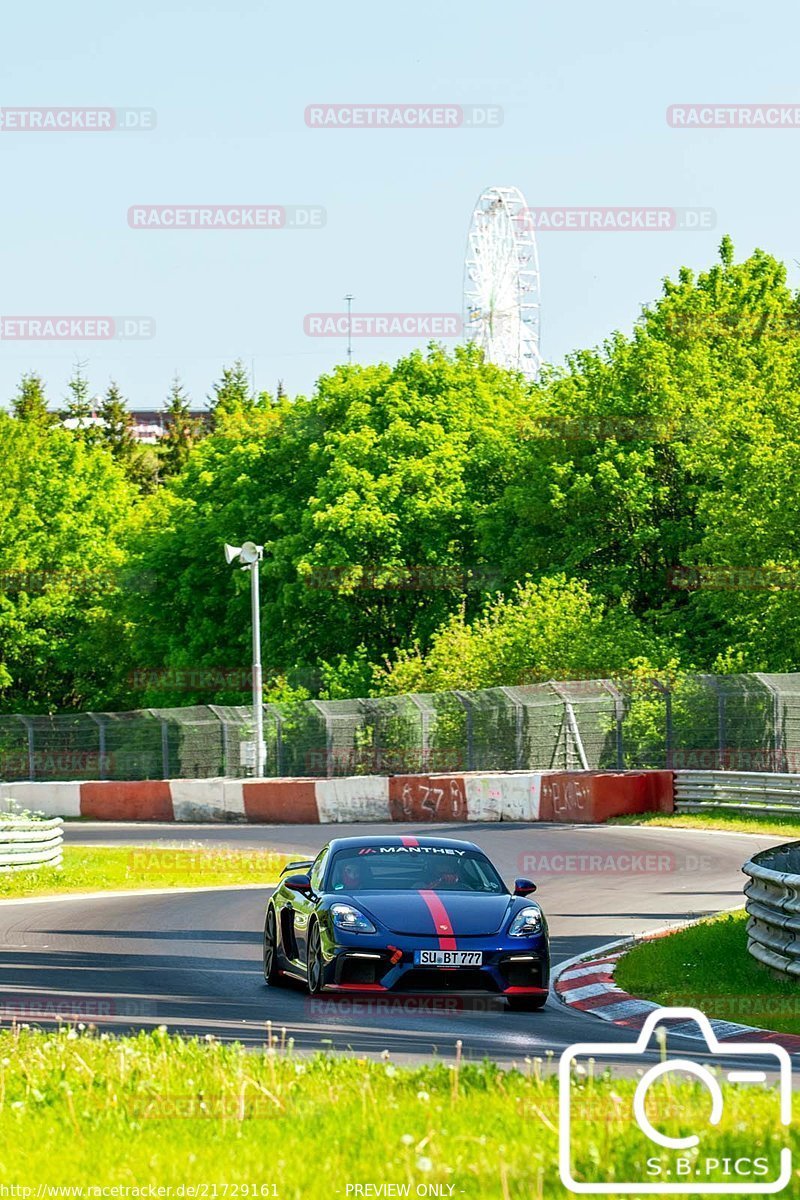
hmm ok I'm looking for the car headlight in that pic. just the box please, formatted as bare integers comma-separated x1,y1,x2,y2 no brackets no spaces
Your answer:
331,903,376,934
509,905,543,937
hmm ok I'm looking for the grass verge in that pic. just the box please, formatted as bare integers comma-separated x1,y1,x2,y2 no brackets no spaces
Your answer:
610,809,800,837
0,845,294,900
615,909,800,1034
0,1027,795,1197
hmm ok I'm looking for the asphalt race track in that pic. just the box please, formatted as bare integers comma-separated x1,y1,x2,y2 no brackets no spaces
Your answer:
0,821,783,1068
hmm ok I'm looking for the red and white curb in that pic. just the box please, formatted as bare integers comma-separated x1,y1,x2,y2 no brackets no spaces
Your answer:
553,931,800,1054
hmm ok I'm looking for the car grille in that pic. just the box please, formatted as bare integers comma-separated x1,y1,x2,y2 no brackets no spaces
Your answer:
395,968,494,992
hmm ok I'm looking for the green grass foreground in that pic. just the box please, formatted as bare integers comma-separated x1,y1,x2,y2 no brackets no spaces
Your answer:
611,809,800,837
0,1027,796,1197
0,845,294,899
616,909,800,1034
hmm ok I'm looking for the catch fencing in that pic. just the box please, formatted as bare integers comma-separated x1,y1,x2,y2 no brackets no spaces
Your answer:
743,843,800,979
0,815,63,871
3,672,800,782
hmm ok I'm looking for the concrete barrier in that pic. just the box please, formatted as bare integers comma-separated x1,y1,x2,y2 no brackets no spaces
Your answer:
243,779,319,823
0,770,675,824
539,770,673,823
464,773,541,821
388,774,468,822
316,776,391,823
81,780,173,822
0,781,80,819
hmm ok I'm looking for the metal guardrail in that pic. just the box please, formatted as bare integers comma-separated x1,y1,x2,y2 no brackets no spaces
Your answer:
675,770,800,814
0,816,63,871
743,842,800,979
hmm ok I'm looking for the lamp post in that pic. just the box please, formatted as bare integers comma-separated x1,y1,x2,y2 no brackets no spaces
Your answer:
223,540,265,777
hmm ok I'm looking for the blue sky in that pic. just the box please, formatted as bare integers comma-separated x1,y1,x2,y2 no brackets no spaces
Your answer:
0,0,797,410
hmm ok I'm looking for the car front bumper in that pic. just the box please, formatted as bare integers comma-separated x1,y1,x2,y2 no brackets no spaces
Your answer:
319,931,550,997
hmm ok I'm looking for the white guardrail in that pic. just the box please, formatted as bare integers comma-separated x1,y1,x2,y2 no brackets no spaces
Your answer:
674,770,800,815
742,843,800,979
0,815,63,871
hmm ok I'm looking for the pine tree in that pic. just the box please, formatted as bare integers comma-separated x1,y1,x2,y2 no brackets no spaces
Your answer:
208,360,253,427
64,362,100,443
99,381,135,463
276,379,286,400
11,373,52,424
161,375,199,476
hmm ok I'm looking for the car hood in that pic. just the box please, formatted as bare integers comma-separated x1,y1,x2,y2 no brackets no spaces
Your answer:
346,891,514,937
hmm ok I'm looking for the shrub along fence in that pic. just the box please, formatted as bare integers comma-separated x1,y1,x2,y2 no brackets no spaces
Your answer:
2,672,800,782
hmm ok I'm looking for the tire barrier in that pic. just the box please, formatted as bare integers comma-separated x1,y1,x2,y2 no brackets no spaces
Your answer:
0,813,63,871
743,842,800,978
0,769,674,824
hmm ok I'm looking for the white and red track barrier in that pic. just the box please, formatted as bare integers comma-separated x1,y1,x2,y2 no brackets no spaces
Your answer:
0,770,674,823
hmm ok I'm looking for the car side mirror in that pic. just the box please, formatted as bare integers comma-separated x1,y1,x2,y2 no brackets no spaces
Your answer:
514,877,537,896
284,873,313,894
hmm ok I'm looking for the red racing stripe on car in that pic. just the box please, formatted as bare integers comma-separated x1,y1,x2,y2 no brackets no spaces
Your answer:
418,890,457,950
401,836,419,847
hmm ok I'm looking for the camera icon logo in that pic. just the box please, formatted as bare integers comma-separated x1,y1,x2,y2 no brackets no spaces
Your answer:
559,1006,792,1194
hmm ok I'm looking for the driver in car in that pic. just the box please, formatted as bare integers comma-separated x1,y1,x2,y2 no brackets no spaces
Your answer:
422,855,462,890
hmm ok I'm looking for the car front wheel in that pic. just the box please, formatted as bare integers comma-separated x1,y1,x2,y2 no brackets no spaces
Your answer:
263,907,283,986
306,922,325,995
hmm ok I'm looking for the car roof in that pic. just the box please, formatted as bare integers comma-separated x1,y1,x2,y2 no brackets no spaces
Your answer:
323,834,484,854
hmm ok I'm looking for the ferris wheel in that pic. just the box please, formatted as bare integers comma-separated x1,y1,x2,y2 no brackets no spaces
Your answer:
463,185,541,380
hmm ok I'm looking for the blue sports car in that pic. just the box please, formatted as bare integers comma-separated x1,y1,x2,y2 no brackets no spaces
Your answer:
262,834,550,1010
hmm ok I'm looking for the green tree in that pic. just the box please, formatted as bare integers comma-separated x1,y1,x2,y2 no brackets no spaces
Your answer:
377,576,667,693
0,413,137,711
99,381,135,463
63,362,101,445
160,375,200,477
12,373,52,425
208,360,254,428
122,344,531,701
488,239,800,672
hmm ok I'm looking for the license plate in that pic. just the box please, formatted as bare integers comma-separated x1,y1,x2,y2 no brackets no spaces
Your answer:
414,950,483,967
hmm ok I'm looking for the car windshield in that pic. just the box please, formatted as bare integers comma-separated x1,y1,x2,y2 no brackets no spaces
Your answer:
326,846,506,894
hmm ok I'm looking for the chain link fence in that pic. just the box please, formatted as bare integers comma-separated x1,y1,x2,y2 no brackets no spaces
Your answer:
2,673,800,782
